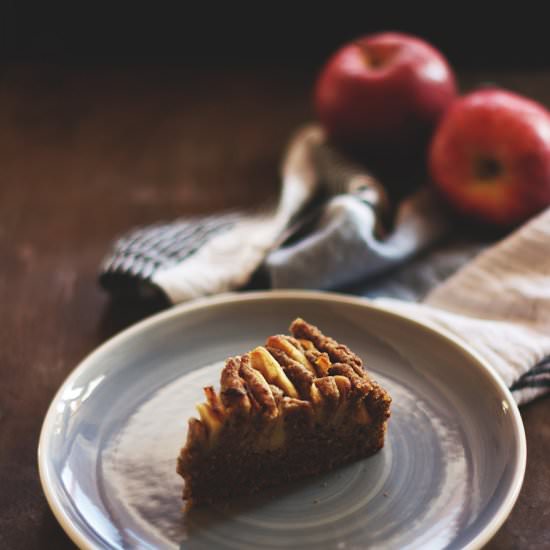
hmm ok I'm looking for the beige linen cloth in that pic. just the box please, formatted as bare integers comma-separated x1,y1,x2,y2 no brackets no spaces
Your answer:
377,208,550,405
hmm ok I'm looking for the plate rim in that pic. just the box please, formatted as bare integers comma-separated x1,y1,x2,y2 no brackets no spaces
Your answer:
38,289,527,550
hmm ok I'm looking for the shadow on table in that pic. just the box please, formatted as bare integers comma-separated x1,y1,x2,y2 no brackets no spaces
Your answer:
178,473,326,549
97,294,169,342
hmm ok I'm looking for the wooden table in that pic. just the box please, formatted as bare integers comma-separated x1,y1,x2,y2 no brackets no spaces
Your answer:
1,64,549,549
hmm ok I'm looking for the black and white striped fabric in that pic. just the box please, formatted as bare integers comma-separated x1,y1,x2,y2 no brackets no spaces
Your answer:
100,126,327,302
510,356,550,394
100,213,243,299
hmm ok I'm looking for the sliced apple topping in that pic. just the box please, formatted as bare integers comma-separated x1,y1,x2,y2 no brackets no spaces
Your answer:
311,377,339,422
196,401,224,445
266,335,316,375
220,356,251,414
314,353,332,376
306,382,327,422
188,318,379,454
309,382,323,408
281,360,314,400
204,386,226,419
255,408,287,451
240,353,279,419
329,363,372,393
354,401,372,425
332,374,352,400
298,338,315,351
268,415,287,449
290,318,364,376
249,346,299,398
331,375,353,425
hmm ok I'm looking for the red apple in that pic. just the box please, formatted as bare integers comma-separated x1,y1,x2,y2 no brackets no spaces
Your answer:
429,88,550,227
315,32,457,155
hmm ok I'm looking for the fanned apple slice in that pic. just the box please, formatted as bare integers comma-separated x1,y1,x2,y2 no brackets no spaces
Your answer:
249,346,299,398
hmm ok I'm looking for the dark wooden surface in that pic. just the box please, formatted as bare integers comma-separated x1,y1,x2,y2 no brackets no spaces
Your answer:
1,64,549,549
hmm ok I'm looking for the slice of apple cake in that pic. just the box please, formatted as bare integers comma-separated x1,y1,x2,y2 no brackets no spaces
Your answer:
177,318,391,505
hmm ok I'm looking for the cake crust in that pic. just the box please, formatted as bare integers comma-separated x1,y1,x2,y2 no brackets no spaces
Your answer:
177,318,391,505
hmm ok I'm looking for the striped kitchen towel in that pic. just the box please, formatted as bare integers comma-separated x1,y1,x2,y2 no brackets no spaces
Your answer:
100,124,446,301
375,206,550,405
100,126,323,302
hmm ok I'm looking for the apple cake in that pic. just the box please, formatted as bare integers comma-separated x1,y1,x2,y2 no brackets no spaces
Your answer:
177,318,391,505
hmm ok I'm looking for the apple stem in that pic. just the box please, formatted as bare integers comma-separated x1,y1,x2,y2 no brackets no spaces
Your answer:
475,157,502,180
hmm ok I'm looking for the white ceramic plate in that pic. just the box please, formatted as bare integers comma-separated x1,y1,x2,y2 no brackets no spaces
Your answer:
39,291,526,549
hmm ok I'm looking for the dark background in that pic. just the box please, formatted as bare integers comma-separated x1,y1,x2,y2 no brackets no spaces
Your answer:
1,3,549,69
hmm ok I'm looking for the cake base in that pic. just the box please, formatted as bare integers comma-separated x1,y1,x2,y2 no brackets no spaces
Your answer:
178,416,387,504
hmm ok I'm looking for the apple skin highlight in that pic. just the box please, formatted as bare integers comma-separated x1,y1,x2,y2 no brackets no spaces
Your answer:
429,88,550,227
